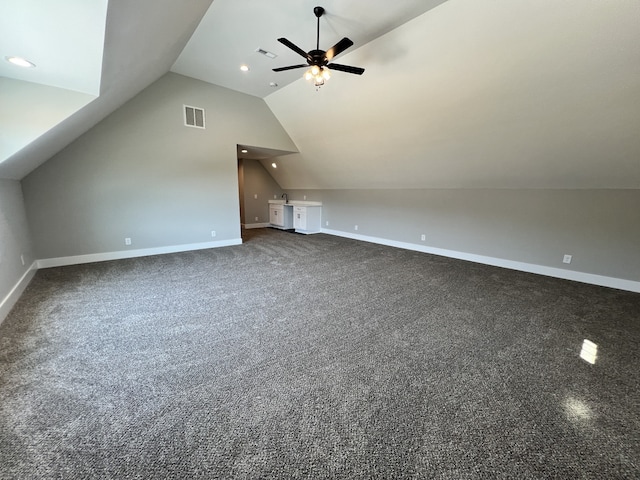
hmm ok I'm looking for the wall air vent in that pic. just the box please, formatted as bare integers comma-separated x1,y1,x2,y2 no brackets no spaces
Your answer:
255,48,277,59
184,105,205,129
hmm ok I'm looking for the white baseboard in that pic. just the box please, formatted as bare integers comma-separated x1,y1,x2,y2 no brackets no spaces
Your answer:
37,238,243,269
322,229,640,293
0,262,38,325
243,223,270,230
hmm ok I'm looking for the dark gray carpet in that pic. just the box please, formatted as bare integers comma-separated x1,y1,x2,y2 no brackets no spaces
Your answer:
1,228,639,479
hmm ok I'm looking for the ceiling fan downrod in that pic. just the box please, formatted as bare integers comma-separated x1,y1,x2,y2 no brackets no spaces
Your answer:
314,6,324,51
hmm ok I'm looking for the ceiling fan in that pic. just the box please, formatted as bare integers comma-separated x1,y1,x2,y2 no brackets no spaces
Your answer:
273,6,365,87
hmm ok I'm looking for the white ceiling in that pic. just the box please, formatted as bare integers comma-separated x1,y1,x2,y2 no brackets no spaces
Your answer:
0,0,443,178
0,0,213,179
1,0,639,190
264,0,640,189
172,0,447,98
0,0,107,95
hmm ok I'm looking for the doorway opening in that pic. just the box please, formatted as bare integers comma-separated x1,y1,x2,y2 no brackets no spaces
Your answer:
236,144,295,238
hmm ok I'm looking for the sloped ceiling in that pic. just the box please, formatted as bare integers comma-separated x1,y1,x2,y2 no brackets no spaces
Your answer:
0,0,107,95
172,0,447,98
0,0,106,164
265,0,640,189
0,0,213,179
1,0,639,190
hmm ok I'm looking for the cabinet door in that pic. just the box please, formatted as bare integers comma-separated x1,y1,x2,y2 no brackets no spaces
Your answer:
294,207,307,230
270,207,284,226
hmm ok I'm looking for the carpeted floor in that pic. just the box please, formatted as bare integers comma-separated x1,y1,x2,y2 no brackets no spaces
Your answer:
1,228,639,479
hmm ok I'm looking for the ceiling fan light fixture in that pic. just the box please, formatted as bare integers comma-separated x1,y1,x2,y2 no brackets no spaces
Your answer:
273,6,364,90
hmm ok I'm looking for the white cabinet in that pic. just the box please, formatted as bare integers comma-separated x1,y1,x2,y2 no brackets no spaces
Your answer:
268,200,321,234
293,206,306,230
269,204,293,230
293,206,321,234
269,205,283,227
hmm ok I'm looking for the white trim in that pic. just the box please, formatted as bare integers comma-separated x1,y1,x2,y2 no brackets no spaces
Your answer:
37,239,243,269
322,229,640,293
243,223,270,229
0,261,38,325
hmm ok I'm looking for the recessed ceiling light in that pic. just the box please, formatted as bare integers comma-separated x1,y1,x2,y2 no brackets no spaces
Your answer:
5,56,35,68
255,48,277,59
271,163,277,169
240,65,250,72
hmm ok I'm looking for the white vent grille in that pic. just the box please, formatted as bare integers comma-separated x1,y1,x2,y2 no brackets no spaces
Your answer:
255,48,277,59
184,105,205,129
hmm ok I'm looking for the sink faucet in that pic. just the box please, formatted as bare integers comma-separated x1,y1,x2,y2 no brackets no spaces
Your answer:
281,193,288,204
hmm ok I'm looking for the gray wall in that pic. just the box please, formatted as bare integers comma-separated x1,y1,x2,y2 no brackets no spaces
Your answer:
0,180,34,317
285,188,640,283
22,73,296,260
240,159,282,226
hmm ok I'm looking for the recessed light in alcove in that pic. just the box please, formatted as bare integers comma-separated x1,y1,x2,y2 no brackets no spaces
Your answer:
5,56,36,68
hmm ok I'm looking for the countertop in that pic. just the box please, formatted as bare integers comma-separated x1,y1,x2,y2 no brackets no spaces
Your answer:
268,200,322,206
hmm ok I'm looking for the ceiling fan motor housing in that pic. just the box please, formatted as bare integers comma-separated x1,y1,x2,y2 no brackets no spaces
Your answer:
308,49,328,66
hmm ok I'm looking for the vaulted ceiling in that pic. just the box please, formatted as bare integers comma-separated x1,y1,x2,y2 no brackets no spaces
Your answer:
0,0,214,179
2,0,639,188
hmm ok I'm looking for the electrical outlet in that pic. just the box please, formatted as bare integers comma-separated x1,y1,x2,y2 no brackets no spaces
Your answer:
211,230,216,237
563,254,572,264
354,225,358,231
274,195,277,199
255,217,259,221
421,234,426,241
303,195,307,200
254,194,258,199
125,237,132,246
326,221,329,226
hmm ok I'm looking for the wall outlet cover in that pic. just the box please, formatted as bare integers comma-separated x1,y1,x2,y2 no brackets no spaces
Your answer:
563,254,572,264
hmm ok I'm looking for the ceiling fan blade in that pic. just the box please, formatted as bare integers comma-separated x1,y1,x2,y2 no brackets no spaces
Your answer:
277,38,309,60
272,64,308,72
325,37,354,61
327,63,365,75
